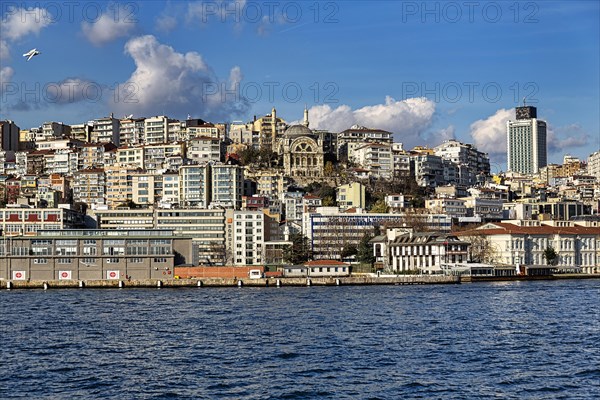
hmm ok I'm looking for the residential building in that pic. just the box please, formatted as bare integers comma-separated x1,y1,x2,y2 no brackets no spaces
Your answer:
226,210,265,266
337,125,393,161
116,146,144,168
434,139,490,186
336,182,366,211
91,115,120,145
248,108,287,151
588,150,600,179
187,137,224,163
1,120,21,151
352,143,394,178
411,153,445,188
425,198,468,218
119,118,145,146
70,123,93,142
73,168,106,208
211,164,244,209
179,164,211,208
0,206,86,236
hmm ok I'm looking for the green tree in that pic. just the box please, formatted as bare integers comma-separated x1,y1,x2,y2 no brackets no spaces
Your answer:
324,161,335,177
258,147,277,167
357,234,375,265
340,244,358,259
283,233,312,265
543,246,558,265
238,147,260,166
369,199,388,213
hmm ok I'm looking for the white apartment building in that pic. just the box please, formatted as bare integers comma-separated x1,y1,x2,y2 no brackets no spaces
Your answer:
352,143,394,178
179,164,211,208
44,150,79,175
92,116,120,145
337,125,393,160
143,143,185,171
211,164,244,209
425,198,467,218
119,118,145,146
160,172,180,206
226,210,264,266
588,150,600,179
187,137,223,164
116,147,144,168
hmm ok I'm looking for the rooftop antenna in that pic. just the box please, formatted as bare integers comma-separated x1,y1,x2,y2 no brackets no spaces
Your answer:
523,97,527,107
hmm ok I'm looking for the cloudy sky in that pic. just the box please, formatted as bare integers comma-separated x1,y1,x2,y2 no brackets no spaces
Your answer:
0,1,598,167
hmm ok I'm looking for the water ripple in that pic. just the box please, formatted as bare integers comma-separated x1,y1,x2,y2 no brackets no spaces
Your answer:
0,280,599,399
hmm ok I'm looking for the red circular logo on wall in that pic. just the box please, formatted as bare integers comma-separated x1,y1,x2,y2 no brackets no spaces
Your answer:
61,272,69,278
15,272,23,279
109,272,117,278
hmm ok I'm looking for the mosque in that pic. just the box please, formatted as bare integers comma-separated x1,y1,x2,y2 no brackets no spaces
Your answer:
277,107,325,178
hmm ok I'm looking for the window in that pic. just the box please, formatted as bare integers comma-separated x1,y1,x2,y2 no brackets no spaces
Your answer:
130,258,143,263
57,258,72,264
153,258,167,263
107,258,120,264
82,258,96,264
34,258,48,264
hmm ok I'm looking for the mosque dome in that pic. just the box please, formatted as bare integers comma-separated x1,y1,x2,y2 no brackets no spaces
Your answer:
284,124,313,138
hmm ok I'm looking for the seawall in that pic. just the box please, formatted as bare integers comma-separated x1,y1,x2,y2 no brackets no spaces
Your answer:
0,275,459,289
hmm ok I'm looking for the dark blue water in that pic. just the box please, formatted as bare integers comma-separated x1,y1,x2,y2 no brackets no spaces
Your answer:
1,280,599,399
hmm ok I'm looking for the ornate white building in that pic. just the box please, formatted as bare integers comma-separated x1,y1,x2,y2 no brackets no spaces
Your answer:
277,108,324,178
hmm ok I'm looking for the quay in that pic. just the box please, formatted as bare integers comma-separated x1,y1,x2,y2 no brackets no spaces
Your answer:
0,275,459,289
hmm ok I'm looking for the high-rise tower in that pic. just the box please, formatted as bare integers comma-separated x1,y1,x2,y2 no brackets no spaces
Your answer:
506,106,547,174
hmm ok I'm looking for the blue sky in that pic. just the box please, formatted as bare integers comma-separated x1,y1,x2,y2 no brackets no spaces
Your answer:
1,0,598,167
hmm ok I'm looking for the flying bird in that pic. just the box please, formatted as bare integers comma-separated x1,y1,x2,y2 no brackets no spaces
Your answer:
23,48,40,61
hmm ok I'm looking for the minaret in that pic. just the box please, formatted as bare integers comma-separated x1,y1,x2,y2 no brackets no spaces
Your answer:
271,107,277,151
303,105,309,128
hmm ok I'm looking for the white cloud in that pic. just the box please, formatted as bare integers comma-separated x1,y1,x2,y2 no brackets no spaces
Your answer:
297,96,436,146
427,125,456,144
0,40,9,60
1,67,14,85
1,7,52,41
44,78,99,104
470,109,592,159
547,124,590,152
469,108,513,155
155,15,178,33
81,6,136,46
0,67,15,97
111,35,248,120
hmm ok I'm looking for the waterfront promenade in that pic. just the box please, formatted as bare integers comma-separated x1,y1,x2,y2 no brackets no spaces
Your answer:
0,275,459,289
